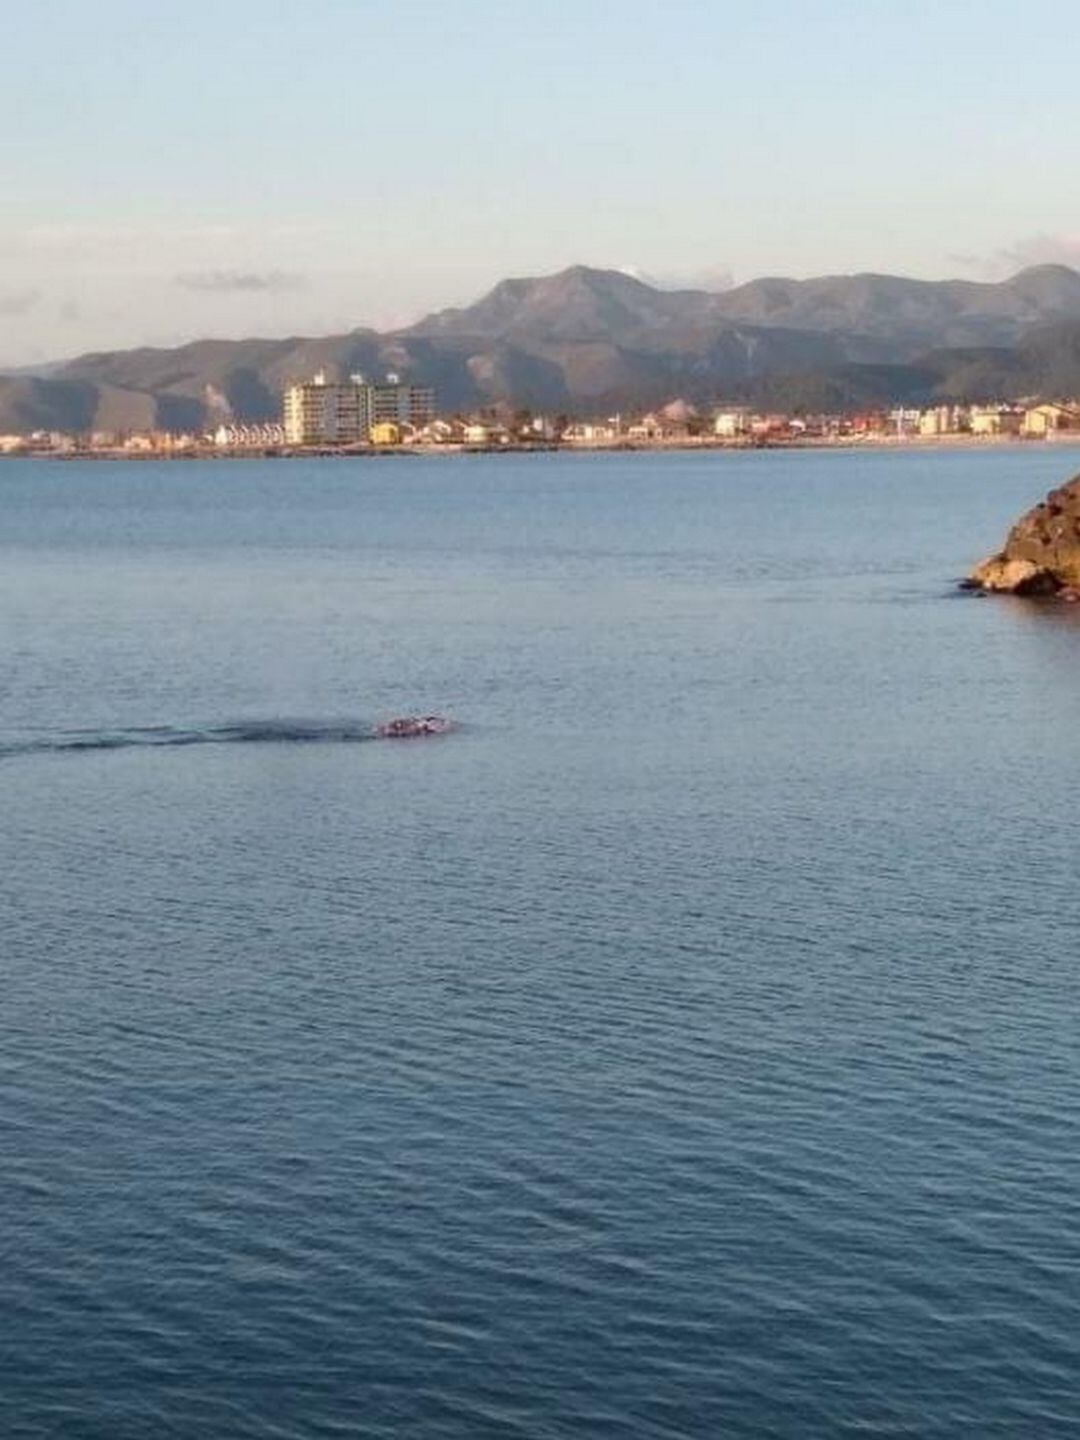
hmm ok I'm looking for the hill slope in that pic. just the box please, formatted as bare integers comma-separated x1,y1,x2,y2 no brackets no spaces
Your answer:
6,264,1080,432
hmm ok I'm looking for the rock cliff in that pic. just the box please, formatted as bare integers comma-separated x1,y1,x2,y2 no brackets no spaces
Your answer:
967,474,1080,596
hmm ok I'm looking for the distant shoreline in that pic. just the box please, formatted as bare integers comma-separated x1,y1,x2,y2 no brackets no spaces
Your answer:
6,432,1080,461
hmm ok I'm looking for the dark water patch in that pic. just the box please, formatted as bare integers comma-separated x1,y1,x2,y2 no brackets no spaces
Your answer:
0,719,381,760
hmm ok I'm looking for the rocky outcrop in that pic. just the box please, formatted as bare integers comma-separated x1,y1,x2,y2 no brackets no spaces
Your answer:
966,554,1062,595
967,475,1080,595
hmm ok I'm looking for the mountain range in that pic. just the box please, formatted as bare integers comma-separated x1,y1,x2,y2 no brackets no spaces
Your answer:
6,263,1080,432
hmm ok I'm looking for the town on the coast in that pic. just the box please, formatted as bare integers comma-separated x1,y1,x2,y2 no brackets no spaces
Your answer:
4,369,1080,457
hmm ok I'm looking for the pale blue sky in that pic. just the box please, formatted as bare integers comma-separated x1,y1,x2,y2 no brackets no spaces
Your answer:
2,0,1077,363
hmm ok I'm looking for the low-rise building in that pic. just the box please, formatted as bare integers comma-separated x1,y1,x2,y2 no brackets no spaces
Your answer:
918,405,967,437
749,413,792,439
889,408,922,437
214,423,286,448
463,422,510,446
849,411,890,435
417,418,466,445
370,421,402,446
564,421,620,444
1022,402,1080,437
714,408,752,438
969,405,1023,437
627,414,664,441
527,415,558,441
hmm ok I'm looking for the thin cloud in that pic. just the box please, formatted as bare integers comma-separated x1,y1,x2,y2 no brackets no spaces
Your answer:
175,270,307,294
661,266,735,293
999,233,1080,272
950,235,1080,280
0,223,240,261
0,288,42,316
0,221,335,263
619,264,734,292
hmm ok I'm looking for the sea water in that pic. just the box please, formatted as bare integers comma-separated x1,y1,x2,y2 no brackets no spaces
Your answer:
2,448,1079,1437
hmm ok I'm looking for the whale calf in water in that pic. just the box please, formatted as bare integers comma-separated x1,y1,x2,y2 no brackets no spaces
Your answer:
375,715,456,739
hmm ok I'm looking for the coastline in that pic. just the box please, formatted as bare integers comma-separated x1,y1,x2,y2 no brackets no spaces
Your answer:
8,433,1080,462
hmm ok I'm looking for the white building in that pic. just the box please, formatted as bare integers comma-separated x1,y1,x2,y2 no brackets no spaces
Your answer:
283,371,367,445
564,421,619,444
889,408,922,437
714,408,752,438
214,422,287,448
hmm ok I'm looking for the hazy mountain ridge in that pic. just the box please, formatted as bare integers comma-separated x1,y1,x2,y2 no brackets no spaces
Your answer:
6,263,1080,433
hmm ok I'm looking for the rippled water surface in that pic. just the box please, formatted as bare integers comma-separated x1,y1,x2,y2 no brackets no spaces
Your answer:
3,449,1080,1438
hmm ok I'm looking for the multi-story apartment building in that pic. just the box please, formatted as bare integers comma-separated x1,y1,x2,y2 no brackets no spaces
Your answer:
368,373,435,430
283,371,434,445
283,372,369,445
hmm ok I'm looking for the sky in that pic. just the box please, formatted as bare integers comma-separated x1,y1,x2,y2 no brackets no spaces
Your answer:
2,0,1079,366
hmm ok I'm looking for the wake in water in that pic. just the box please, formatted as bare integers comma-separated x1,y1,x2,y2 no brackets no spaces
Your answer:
0,717,456,761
